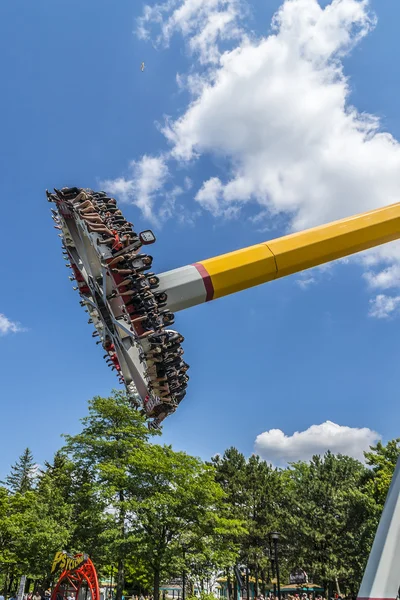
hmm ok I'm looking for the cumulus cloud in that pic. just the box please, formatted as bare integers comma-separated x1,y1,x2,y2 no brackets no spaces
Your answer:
107,0,400,315
254,420,380,466
364,264,400,290
368,294,400,319
102,155,169,224
0,313,24,337
136,0,245,64
162,0,398,237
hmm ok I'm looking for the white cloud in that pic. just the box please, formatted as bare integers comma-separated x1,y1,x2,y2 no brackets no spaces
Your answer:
254,420,380,466
296,276,316,289
162,0,393,235
102,155,169,224
158,185,184,221
0,314,24,337
131,0,400,315
368,294,400,319
195,177,224,215
137,0,245,64
364,264,400,290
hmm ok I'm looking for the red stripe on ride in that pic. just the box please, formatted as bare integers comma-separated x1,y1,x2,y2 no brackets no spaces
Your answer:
193,263,214,302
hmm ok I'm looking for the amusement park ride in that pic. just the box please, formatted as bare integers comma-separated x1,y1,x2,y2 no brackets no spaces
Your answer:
50,552,99,600
47,187,400,599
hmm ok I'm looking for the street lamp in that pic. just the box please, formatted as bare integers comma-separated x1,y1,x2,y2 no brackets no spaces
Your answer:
270,556,276,598
270,533,281,600
267,542,276,598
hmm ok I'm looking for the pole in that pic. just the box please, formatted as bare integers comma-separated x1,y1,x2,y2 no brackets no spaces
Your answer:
272,539,281,600
357,456,400,600
270,559,276,598
227,569,233,600
17,576,26,600
157,202,400,312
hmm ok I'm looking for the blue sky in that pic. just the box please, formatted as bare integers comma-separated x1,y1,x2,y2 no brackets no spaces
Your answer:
1,0,400,478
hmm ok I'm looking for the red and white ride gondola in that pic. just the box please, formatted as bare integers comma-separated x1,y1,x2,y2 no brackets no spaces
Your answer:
47,187,189,430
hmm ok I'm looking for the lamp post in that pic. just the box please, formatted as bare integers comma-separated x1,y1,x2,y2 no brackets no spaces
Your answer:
270,555,276,598
267,542,276,599
246,566,250,600
270,533,281,600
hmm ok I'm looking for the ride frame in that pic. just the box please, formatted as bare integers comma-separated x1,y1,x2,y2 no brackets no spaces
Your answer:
51,557,99,600
155,201,400,599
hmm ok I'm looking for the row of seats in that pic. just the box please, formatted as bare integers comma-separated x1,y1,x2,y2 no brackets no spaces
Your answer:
47,187,189,428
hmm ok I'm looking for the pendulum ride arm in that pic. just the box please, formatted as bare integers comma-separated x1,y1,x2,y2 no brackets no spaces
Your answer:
157,203,400,312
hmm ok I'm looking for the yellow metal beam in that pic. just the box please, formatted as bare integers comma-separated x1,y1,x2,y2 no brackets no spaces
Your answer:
197,243,277,299
198,202,400,300
158,202,400,312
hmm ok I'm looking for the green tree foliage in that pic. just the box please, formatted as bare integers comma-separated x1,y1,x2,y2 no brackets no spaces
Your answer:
5,448,36,494
131,444,244,598
212,449,283,594
1,395,399,599
64,392,243,600
63,391,156,600
0,486,36,591
364,438,400,505
283,452,377,593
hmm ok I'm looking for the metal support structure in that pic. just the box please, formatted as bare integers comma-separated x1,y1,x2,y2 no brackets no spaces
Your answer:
51,556,99,600
357,456,400,600
158,203,400,312
273,541,281,600
270,557,276,598
49,187,189,429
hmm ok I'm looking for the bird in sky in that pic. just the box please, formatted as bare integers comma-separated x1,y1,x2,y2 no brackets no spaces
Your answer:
141,62,145,72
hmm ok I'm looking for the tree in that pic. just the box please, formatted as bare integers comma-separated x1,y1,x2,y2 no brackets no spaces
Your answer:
68,465,109,567
5,448,36,494
283,452,376,594
64,392,243,600
212,448,247,518
364,438,400,505
132,445,244,599
211,449,282,595
0,486,36,593
63,391,157,600
5,452,76,589
242,455,284,596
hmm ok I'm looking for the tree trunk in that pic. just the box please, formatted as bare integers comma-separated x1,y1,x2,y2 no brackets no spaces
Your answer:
153,567,161,600
227,569,232,600
255,565,259,598
261,570,266,598
116,489,126,600
246,569,250,600
4,568,8,596
116,556,125,600
8,572,15,594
